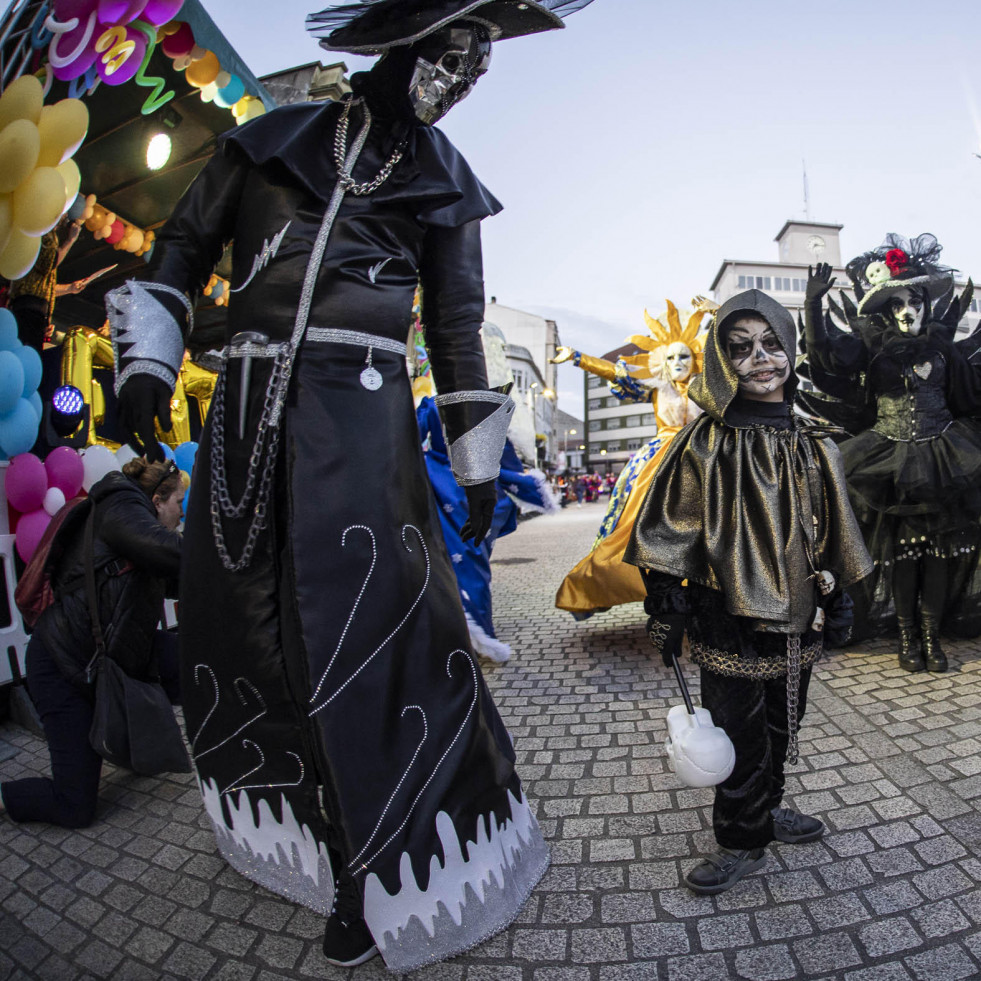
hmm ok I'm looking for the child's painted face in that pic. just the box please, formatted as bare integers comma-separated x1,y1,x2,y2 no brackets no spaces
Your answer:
723,316,790,401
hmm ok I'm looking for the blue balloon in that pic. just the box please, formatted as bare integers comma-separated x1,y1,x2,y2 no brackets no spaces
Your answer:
214,74,245,109
158,442,175,461
15,345,42,397
27,390,42,421
0,309,19,352
173,441,198,474
67,193,86,221
0,351,25,414
0,399,39,457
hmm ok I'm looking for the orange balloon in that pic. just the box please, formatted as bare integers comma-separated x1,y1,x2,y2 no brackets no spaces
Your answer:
185,50,219,88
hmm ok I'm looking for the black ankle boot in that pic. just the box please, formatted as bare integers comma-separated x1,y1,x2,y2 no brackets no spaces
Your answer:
921,616,948,673
897,617,924,672
322,872,378,967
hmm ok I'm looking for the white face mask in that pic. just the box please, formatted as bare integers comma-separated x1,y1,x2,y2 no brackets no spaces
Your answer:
888,288,925,335
408,25,492,125
661,341,694,383
723,316,791,400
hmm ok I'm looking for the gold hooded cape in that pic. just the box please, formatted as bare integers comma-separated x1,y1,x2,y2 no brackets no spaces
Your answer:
623,290,872,633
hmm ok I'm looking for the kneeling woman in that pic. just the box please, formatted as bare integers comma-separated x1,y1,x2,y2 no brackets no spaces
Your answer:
625,291,871,894
0,458,184,828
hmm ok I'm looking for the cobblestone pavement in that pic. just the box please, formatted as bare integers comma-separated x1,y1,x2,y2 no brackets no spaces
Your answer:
5,500,981,980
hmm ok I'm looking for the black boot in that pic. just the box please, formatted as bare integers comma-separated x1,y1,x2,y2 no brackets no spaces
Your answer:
322,871,378,967
921,616,948,673
897,617,924,672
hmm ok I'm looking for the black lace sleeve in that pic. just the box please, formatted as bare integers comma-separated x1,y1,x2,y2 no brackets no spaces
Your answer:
641,569,688,617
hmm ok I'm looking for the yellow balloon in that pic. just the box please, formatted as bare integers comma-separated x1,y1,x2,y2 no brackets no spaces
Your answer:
36,99,89,168
12,166,68,235
0,118,40,193
185,50,219,88
56,159,81,207
0,75,43,132
0,228,41,280
0,194,11,256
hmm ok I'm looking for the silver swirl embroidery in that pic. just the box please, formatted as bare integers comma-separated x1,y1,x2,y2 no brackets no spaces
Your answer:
230,221,292,294
221,740,305,796
309,524,431,716
348,704,427,871
309,525,376,705
355,650,478,872
194,679,267,762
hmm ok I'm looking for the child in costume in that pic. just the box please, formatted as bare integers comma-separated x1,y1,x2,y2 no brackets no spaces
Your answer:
624,289,872,895
800,236,981,672
553,301,710,618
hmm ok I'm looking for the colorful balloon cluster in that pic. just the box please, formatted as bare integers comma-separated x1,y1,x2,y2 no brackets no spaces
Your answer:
43,0,186,86
157,19,265,122
5,446,85,561
79,194,154,255
0,310,44,460
0,75,88,280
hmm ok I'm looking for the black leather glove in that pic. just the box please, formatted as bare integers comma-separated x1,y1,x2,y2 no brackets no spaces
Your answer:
805,262,836,304
647,613,685,668
460,479,497,547
117,375,172,462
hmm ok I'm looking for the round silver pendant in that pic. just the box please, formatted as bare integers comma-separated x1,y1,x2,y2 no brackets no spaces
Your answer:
360,366,383,391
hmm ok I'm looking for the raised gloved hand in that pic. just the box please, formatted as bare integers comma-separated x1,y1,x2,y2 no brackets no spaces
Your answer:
117,375,172,462
461,478,498,547
648,613,685,668
806,263,836,304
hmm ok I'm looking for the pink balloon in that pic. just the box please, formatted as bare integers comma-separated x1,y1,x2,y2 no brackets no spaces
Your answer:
140,0,183,25
160,21,194,57
15,508,53,563
44,446,85,499
5,453,48,514
52,0,99,18
95,27,147,85
97,0,147,24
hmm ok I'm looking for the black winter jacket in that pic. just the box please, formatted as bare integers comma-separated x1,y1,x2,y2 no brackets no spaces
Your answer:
35,471,182,690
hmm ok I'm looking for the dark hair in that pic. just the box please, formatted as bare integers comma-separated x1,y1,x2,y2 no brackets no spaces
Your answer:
122,458,182,500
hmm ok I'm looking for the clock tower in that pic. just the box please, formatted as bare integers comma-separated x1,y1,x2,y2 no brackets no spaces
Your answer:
774,220,843,266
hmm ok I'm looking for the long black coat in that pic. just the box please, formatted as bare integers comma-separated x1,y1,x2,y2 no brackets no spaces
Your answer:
36,471,181,689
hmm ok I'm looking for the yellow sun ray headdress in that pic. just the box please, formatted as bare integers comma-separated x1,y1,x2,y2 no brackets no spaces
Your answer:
617,299,711,381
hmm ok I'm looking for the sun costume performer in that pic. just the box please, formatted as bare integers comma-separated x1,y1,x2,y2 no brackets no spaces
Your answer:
800,235,981,673
105,0,595,970
553,301,710,618
624,290,872,895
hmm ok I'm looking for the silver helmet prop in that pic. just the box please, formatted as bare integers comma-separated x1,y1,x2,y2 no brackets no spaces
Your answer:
407,23,492,124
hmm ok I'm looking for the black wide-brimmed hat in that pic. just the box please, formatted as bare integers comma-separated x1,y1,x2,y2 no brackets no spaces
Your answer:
307,0,596,54
847,233,954,316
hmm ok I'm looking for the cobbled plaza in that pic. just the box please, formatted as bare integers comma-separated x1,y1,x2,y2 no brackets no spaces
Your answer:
5,500,981,981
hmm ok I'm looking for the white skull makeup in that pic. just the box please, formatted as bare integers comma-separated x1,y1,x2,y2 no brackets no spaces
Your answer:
723,316,791,401
408,23,493,125
662,341,694,383
887,287,925,336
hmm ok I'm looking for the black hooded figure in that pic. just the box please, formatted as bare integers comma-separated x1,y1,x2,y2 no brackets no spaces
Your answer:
624,289,871,896
105,0,595,971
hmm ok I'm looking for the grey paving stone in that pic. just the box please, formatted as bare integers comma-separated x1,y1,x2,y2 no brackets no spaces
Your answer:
793,932,863,974
161,940,217,980
570,927,628,963
864,880,923,916
818,856,873,891
858,917,923,958
631,921,689,958
600,891,657,923
754,903,813,941
666,953,729,981
512,929,569,961
903,942,979,981
733,944,798,981
541,893,594,924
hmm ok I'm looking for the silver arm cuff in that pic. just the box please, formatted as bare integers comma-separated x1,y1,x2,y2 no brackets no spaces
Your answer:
106,280,190,396
434,390,514,486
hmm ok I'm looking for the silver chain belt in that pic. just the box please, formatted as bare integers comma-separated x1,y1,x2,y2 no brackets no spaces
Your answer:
786,633,802,765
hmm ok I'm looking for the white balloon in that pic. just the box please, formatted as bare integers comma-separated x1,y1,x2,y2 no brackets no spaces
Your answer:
115,444,138,466
81,444,121,491
43,485,66,516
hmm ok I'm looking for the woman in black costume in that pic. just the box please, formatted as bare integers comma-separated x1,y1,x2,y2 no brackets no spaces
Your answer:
802,235,981,673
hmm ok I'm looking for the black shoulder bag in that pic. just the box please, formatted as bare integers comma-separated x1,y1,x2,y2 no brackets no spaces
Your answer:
84,505,191,775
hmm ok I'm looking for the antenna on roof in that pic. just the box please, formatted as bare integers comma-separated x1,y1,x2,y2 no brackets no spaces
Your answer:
802,159,810,220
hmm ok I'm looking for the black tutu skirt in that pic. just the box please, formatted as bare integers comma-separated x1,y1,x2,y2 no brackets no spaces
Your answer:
840,421,981,639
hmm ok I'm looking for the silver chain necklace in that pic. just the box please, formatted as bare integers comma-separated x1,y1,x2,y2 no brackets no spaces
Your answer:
333,98,404,196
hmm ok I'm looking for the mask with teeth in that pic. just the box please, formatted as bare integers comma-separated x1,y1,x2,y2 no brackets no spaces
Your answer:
407,23,492,124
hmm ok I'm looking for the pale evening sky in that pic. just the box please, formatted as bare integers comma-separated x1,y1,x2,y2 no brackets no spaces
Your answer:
204,0,981,417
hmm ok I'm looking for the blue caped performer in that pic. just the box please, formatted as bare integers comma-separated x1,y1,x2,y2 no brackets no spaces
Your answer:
105,0,595,970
